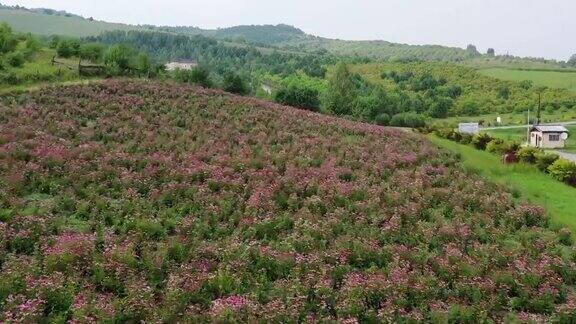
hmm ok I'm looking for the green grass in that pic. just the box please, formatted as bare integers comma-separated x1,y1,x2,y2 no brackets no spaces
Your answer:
0,8,142,37
429,135,576,232
479,68,576,92
467,57,575,71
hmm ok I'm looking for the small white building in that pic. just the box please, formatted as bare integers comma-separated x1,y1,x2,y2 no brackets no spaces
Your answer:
165,59,198,71
530,125,569,149
458,123,480,134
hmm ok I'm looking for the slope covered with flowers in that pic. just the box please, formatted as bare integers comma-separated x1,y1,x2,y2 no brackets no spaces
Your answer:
0,80,575,322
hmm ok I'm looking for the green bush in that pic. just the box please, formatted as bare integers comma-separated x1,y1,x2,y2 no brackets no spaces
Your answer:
548,159,576,185
173,67,212,88
459,134,473,144
535,153,559,173
6,51,24,67
486,139,519,155
189,67,212,88
389,112,426,128
517,147,539,164
0,71,20,85
374,113,390,126
274,84,320,111
223,72,248,95
471,133,493,150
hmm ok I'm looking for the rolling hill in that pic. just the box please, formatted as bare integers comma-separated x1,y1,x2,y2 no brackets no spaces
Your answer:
0,7,146,37
1,79,576,322
0,5,495,63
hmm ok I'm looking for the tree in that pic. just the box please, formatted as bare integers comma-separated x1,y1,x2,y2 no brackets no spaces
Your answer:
104,44,135,74
0,23,17,54
223,72,248,95
57,39,81,58
324,62,357,116
79,43,105,62
497,85,510,100
173,67,212,87
427,96,453,118
189,67,212,87
136,52,151,76
466,44,479,57
568,54,576,67
487,48,495,57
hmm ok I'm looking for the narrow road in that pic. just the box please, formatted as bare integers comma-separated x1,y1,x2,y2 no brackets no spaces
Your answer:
482,120,576,131
549,150,576,163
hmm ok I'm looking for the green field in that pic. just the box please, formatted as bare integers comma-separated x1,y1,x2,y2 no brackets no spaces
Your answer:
485,125,576,153
0,8,142,37
429,135,576,232
479,68,576,92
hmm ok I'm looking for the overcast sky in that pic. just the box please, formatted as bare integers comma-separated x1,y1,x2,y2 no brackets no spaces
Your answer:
3,0,575,60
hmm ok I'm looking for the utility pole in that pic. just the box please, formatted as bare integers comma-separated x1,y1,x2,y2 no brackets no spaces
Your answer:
536,92,542,125
527,109,530,145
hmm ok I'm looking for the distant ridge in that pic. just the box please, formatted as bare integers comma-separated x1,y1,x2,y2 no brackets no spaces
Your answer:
0,4,568,66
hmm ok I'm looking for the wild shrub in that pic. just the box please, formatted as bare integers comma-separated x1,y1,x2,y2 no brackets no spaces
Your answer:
223,72,248,95
5,52,24,67
517,147,539,164
535,152,559,172
471,133,493,150
548,159,576,185
389,112,426,128
459,133,473,144
374,113,390,126
274,84,320,111
486,139,519,154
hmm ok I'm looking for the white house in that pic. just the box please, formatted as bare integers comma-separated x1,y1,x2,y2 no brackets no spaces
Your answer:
530,125,569,149
165,59,198,71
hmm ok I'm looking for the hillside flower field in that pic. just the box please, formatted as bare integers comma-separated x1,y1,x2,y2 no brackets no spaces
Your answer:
1,80,576,322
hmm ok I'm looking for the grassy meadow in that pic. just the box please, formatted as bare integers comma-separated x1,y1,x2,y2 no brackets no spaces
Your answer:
429,135,576,232
479,68,576,92
0,8,141,37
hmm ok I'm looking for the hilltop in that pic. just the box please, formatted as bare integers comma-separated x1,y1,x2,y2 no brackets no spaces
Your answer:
1,79,576,322
0,4,549,65
0,6,145,37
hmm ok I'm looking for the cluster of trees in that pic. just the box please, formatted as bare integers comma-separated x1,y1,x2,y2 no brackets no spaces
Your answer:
381,70,463,118
273,73,323,111
372,62,576,119
268,63,427,127
91,30,336,79
324,63,428,126
0,23,40,70
49,36,155,76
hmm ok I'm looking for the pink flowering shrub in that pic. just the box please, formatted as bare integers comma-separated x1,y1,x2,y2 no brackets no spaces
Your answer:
0,80,575,322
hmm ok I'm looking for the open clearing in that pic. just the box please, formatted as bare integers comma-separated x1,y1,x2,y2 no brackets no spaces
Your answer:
479,68,576,92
